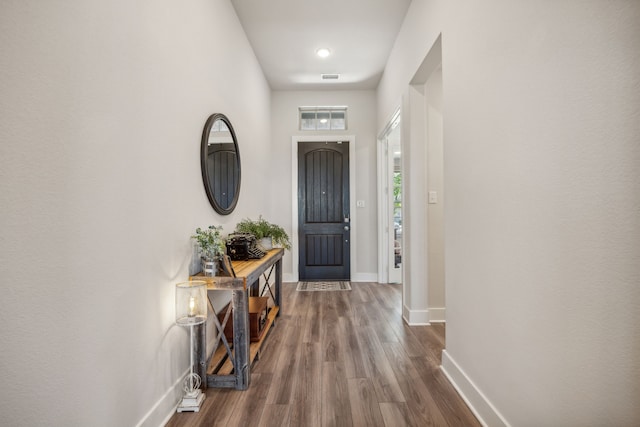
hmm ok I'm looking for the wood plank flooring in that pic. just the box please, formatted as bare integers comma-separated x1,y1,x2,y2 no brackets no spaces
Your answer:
165,282,480,427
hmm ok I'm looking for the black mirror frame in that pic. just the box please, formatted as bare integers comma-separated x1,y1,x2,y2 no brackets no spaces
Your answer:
200,113,241,215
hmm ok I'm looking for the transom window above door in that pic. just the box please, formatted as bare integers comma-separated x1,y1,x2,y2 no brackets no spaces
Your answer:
299,107,347,131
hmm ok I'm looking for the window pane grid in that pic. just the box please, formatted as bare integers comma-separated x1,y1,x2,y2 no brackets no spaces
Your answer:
299,107,347,130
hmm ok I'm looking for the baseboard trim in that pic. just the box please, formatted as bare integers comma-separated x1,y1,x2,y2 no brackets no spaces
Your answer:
402,305,430,325
440,350,511,427
428,307,446,323
135,368,187,427
351,273,378,282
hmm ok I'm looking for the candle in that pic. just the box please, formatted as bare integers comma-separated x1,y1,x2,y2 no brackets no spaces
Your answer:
188,296,196,317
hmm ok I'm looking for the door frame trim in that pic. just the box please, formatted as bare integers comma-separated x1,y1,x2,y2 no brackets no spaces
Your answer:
291,135,356,283
377,107,401,285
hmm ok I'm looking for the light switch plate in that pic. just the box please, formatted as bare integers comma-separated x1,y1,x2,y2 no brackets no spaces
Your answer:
428,191,438,204
356,200,365,208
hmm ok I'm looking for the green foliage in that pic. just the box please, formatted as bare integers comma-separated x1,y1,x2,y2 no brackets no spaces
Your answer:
393,172,402,201
393,172,402,210
191,225,225,260
235,215,291,250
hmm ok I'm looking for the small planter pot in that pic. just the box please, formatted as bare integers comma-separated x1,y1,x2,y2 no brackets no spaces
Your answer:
259,237,273,251
201,258,219,276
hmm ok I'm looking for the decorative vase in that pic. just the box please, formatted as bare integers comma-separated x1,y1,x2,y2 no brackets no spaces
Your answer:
201,258,218,276
259,237,273,250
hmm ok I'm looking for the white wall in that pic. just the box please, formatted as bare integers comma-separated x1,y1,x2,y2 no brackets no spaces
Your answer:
271,90,378,281
377,0,445,127
400,84,430,323
0,0,270,425
425,67,445,322
379,0,640,425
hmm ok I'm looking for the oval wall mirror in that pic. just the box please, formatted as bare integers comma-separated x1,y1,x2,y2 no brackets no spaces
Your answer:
200,113,241,215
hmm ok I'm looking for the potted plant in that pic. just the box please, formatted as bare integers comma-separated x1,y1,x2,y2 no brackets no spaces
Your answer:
234,216,291,250
191,225,226,276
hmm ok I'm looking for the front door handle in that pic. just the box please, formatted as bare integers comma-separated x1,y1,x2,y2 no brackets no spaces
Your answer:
344,226,350,231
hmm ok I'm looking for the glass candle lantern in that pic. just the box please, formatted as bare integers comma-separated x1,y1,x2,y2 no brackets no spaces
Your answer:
175,281,207,326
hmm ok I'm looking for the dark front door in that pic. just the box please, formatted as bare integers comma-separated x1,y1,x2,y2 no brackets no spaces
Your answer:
298,141,350,281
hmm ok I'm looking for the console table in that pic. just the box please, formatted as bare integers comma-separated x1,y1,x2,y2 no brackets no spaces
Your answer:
189,248,283,390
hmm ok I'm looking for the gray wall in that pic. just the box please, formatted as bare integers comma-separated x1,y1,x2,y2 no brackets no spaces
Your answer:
0,0,271,425
270,90,378,281
378,0,640,425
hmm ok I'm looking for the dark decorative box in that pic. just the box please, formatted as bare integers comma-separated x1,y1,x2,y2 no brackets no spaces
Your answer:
218,297,269,342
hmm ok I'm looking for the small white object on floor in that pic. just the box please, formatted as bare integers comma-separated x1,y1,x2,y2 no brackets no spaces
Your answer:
177,389,205,412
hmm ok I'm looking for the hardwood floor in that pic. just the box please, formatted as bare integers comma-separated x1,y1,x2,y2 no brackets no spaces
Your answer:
165,282,480,427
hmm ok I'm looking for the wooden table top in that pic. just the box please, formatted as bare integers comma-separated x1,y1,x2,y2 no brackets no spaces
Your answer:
190,248,284,290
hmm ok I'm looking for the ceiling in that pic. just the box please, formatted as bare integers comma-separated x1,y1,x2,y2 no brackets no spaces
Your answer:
230,0,412,91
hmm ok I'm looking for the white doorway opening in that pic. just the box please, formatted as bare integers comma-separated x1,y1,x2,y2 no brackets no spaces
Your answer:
377,109,403,284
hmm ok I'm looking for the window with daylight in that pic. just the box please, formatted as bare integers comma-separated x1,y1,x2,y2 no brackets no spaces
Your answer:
299,107,347,131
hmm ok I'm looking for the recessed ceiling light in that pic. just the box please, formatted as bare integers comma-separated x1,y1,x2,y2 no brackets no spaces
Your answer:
316,48,331,58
